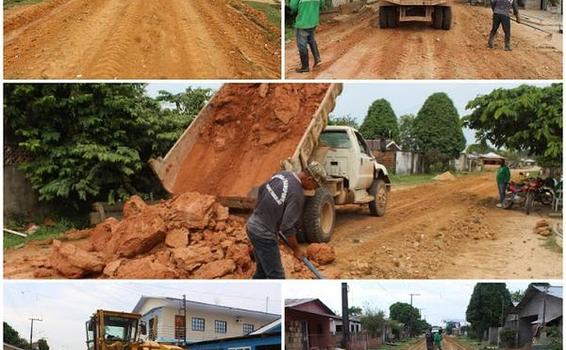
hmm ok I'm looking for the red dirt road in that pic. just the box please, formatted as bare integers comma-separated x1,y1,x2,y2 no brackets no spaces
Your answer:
285,1,562,79
4,0,281,79
316,172,562,279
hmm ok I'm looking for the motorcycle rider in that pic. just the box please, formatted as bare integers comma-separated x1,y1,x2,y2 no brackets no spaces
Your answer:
496,159,511,208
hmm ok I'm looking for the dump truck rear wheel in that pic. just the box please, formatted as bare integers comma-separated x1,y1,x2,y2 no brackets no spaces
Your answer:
369,179,388,216
387,7,399,28
442,6,452,30
379,7,388,28
304,188,335,243
432,7,443,29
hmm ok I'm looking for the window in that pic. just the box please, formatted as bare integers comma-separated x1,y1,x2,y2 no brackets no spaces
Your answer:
320,130,352,149
215,320,227,333
192,317,205,332
103,315,137,343
243,323,254,335
354,131,373,156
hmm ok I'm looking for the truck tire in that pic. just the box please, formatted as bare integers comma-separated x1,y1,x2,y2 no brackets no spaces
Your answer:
442,6,452,30
387,7,399,28
369,179,388,216
304,188,336,243
432,7,443,29
379,7,388,28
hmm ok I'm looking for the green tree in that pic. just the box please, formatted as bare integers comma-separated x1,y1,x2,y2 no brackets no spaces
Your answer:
466,141,495,154
464,84,562,167
37,338,50,350
389,302,422,336
3,322,29,348
510,290,525,303
328,114,360,129
413,93,466,172
360,307,387,337
359,99,399,140
4,84,211,210
398,114,417,151
156,87,212,121
466,283,513,340
349,306,363,316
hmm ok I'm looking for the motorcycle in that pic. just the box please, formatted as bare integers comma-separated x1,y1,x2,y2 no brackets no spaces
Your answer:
502,180,530,213
503,177,555,214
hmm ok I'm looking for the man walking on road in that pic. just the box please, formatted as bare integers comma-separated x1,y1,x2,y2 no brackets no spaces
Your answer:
289,0,324,73
246,162,327,279
433,329,443,350
425,328,434,350
496,159,511,208
488,0,520,51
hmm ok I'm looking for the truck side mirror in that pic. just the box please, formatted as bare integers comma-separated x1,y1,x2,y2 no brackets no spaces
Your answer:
140,322,147,335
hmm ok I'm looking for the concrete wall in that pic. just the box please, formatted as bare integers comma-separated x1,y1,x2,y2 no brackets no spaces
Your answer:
396,152,422,175
4,165,48,219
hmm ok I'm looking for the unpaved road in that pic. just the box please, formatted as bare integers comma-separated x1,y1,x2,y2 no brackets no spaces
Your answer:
4,0,281,79
3,172,561,279
405,337,473,350
316,172,562,279
285,1,562,79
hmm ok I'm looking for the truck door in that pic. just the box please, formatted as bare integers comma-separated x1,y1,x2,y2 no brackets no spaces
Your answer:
353,131,374,190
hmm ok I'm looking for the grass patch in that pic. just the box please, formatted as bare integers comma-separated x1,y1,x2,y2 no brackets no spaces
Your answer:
244,1,281,26
4,0,44,8
543,234,562,253
389,173,439,186
372,337,420,350
4,217,78,250
455,336,486,350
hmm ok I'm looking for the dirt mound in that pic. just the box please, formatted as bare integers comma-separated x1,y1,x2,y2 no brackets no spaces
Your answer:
433,171,457,181
37,194,314,279
306,243,336,265
534,219,552,236
172,84,330,198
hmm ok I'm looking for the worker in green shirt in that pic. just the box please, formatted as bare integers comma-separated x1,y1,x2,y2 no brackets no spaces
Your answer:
496,159,511,208
433,330,443,350
289,0,324,73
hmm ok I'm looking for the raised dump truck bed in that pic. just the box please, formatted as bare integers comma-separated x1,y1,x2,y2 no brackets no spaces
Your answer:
149,83,343,209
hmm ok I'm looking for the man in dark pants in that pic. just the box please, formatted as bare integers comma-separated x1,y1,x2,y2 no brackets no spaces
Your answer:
488,0,520,51
425,328,434,350
246,162,326,279
289,0,324,73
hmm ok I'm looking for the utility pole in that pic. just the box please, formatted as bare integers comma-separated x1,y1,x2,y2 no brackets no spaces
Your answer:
542,286,548,328
409,293,420,306
182,294,187,345
341,282,350,350
29,317,42,350
266,296,269,313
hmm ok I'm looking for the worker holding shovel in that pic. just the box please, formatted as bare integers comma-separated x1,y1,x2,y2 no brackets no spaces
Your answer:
246,162,327,279
488,0,520,51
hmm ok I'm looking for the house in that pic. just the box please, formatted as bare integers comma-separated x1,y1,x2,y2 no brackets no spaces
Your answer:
285,298,337,350
332,315,362,334
505,283,562,347
480,152,505,169
187,318,281,350
366,139,424,175
132,296,279,345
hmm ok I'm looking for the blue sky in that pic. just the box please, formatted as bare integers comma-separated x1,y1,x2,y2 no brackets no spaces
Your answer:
145,82,552,145
283,280,562,327
4,281,281,350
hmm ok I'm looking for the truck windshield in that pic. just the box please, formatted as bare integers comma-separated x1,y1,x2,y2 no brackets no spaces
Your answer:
320,131,352,149
104,316,138,343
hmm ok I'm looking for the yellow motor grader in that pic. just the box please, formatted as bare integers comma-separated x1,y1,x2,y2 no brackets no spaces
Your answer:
86,310,183,350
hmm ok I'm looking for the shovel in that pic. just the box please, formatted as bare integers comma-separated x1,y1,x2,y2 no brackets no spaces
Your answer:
278,232,325,279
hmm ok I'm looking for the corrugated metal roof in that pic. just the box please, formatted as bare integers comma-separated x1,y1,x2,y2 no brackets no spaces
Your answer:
285,298,317,307
250,318,281,335
532,285,562,299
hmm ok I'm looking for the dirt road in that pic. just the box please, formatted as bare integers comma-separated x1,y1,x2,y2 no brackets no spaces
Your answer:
285,1,562,79
4,0,281,79
316,172,562,279
403,336,473,350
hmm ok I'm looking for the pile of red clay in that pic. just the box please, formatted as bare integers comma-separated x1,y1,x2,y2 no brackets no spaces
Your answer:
307,243,336,265
534,220,552,237
171,83,331,198
37,194,315,279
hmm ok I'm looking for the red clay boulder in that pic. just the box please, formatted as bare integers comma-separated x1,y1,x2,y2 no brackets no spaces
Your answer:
89,217,120,252
306,243,336,265
108,211,167,258
166,192,218,229
123,195,149,218
165,228,189,248
50,240,105,278
193,259,236,279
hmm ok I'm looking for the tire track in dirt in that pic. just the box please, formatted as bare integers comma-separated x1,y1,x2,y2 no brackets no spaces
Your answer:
286,1,561,79
4,0,281,79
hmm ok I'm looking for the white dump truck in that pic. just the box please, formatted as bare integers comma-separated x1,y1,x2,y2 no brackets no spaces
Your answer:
379,0,452,30
149,83,390,243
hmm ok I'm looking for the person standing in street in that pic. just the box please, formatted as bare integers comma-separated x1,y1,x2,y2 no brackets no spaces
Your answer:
246,162,327,279
488,0,520,51
425,328,435,350
496,159,511,208
289,0,324,73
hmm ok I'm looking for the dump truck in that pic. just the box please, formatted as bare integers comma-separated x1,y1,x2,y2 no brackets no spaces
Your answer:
149,83,390,243
86,310,183,350
379,0,452,30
